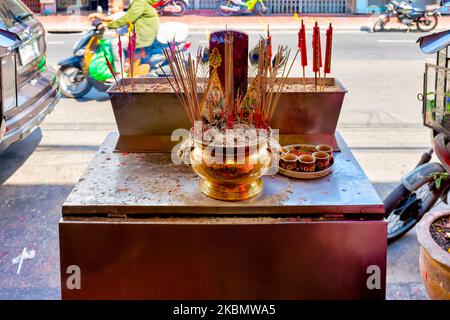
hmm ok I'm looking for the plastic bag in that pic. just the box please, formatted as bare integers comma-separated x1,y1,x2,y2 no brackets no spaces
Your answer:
88,39,114,82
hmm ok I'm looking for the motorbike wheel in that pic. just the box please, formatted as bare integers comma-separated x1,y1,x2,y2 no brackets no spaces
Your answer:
171,0,187,16
255,3,271,16
417,14,438,32
58,66,92,98
372,15,388,32
217,0,234,16
384,181,445,244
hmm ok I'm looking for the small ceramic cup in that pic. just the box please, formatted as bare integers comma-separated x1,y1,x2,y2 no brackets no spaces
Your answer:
312,151,330,170
279,153,298,171
280,146,290,156
298,154,316,172
316,144,333,159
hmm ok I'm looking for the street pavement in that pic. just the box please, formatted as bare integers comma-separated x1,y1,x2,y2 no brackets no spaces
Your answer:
0,26,442,299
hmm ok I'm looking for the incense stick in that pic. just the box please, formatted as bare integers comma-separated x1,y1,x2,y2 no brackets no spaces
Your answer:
302,66,306,90
104,54,121,93
269,49,299,121
117,36,125,93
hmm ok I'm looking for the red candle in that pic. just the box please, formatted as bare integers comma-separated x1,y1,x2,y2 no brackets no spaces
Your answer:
324,23,333,74
312,22,322,73
298,20,307,67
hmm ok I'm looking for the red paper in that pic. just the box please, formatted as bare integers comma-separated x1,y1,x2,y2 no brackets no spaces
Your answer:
312,22,322,73
298,20,307,67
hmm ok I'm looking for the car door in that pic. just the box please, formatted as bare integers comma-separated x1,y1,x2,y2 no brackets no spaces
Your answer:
0,6,19,143
1,1,53,131
2,1,48,117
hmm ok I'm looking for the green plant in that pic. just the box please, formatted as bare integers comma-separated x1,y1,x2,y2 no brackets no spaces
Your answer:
431,172,450,189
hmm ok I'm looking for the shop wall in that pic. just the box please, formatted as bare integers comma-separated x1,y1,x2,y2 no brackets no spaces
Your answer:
22,0,40,13
368,0,439,10
193,0,353,13
56,0,89,10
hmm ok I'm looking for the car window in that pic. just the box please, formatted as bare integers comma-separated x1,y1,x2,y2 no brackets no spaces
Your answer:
0,3,15,29
0,15,8,30
3,0,32,20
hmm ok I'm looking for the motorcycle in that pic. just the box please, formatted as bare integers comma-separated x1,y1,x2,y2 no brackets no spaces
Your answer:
58,20,190,98
217,0,270,16
153,0,189,16
372,0,440,32
384,29,450,243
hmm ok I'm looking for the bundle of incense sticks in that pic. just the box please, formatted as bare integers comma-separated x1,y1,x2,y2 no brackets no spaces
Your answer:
161,38,297,131
255,40,299,127
160,45,201,126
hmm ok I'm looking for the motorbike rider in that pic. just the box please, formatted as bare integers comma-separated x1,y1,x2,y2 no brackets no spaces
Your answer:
97,0,160,69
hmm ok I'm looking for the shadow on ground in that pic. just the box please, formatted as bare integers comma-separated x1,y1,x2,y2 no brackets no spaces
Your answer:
0,183,73,300
0,129,42,185
0,131,74,299
60,87,110,103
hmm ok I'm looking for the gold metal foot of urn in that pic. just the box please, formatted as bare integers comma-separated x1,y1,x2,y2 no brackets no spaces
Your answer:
199,178,263,201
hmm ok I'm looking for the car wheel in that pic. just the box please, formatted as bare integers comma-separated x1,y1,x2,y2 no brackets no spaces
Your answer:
58,66,92,98
172,0,187,16
217,0,234,16
417,14,438,32
384,181,445,244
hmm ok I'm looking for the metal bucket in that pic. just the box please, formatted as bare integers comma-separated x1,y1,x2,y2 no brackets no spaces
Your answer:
107,77,347,152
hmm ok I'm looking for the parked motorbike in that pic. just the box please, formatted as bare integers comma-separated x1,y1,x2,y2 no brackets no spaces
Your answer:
217,0,270,16
153,0,189,16
384,29,450,243
372,0,440,32
58,20,190,98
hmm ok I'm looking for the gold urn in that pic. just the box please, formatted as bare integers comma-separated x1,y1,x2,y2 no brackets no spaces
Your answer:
186,128,278,201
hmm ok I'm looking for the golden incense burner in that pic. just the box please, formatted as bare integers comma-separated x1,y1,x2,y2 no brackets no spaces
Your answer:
164,29,296,201
188,129,276,201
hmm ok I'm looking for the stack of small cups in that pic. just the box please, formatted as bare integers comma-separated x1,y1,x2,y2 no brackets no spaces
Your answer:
279,144,333,172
